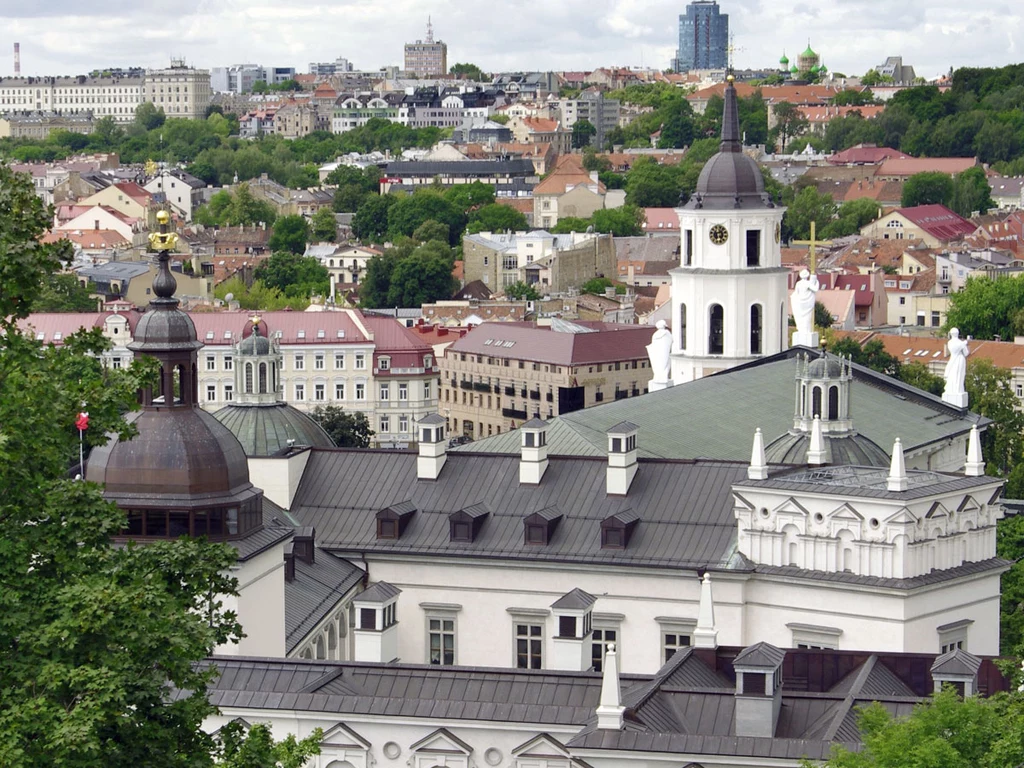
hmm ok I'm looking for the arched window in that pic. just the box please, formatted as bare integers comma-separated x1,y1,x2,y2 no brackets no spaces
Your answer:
315,635,326,659
679,303,687,350
258,362,267,393
245,363,253,394
271,363,276,393
828,385,839,420
750,304,762,355
708,304,724,355
812,386,822,418
328,622,337,658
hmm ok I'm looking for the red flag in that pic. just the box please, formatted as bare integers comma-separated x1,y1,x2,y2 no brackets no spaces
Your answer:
75,412,89,432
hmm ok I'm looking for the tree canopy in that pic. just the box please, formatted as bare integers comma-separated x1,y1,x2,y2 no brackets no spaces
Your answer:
944,275,1024,342
253,251,329,299
194,183,277,227
309,405,375,448
359,239,458,308
267,214,310,255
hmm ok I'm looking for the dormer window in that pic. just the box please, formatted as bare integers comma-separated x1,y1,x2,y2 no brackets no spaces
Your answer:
379,357,390,371
601,509,639,549
449,502,488,543
526,524,547,544
524,507,561,545
376,501,416,540
377,519,397,539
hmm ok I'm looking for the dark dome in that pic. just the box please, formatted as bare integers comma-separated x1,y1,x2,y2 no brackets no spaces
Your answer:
86,408,259,507
695,151,765,198
213,403,335,457
764,431,890,467
238,332,272,356
806,356,843,378
130,306,203,354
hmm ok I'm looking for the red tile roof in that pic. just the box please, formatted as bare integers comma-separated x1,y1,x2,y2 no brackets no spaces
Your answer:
828,144,910,165
642,208,680,232
877,157,978,177
533,154,604,196
521,117,560,133
17,310,143,342
42,229,129,249
446,322,652,366
113,181,152,204
189,310,369,346
898,204,976,242
798,105,885,123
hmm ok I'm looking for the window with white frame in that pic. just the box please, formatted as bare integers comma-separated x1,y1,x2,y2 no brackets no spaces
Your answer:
335,382,345,400
314,383,325,401
295,354,305,371
788,622,842,650
224,355,233,371
295,383,305,401
315,353,325,370
355,353,366,370
428,617,456,665
380,415,390,433
206,384,216,401
224,384,233,402
938,619,972,654
424,380,431,399
592,627,618,672
334,352,345,369
398,415,408,433
379,357,390,371
355,383,365,400
399,383,408,401
379,383,390,400
111,356,122,369
657,617,696,663
205,355,216,371
515,623,543,669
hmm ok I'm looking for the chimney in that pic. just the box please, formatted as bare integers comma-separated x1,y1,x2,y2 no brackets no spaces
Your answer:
806,415,826,465
590,170,599,183
606,421,639,495
595,642,625,730
283,543,295,582
887,437,908,492
733,642,785,738
293,526,315,564
550,588,596,671
693,572,718,648
417,413,448,480
604,286,616,299
519,417,549,484
748,427,769,480
965,425,984,476
931,648,981,697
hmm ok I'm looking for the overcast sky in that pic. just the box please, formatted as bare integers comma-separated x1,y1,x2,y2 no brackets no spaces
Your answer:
0,0,1019,81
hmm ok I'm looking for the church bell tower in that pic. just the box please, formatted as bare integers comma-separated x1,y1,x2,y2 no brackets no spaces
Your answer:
670,76,789,383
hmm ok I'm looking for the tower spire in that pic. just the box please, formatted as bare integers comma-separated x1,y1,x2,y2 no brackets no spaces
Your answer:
720,75,741,153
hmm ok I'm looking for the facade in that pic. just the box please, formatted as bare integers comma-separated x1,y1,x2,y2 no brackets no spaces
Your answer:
673,0,729,72
331,96,399,133
462,229,616,292
0,111,93,139
143,169,207,222
379,159,538,198
438,322,655,439
404,20,448,77
671,78,789,383
210,64,296,93
143,60,212,120
532,155,608,229
272,101,329,138
304,243,382,298
0,75,143,123
309,57,354,76
860,204,976,248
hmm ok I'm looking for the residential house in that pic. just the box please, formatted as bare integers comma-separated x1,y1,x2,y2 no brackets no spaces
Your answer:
860,204,976,248
553,90,620,149
798,105,886,136
788,270,887,327
304,243,382,299
883,269,937,327
575,290,636,323
55,204,142,244
421,298,530,327
77,181,155,228
273,100,329,138
246,174,334,217
989,176,1024,210
874,156,979,181
812,287,857,329
532,154,608,229
41,228,131,264
331,95,400,133
827,144,910,165
144,169,208,222
507,116,572,155
641,208,682,236
615,236,679,288
379,157,538,198
0,111,94,139
77,260,212,305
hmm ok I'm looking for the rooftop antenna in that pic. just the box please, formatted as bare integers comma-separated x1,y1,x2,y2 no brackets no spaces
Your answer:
426,16,434,43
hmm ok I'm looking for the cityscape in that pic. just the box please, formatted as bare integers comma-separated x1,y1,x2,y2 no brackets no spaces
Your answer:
3,1,1024,766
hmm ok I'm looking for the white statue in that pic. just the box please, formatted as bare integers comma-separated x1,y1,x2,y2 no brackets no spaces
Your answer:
791,268,821,348
646,320,673,390
942,327,970,408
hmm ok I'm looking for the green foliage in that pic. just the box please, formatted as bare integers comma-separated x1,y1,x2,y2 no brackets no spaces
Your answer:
352,194,396,242
359,240,458,309
387,191,466,245
817,687,1024,768
466,203,528,235
901,171,955,208
572,119,597,149
580,277,624,295
860,69,894,87
997,513,1024,654
443,181,495,211
310,207,338,242
783,186,837,242
449,62,487,81
822,197,883,239
134,101,166,131
215,722,322,768
945,275,1024,341
0,165,244,767
308,405,375,448
770,101,809,152
550,205,646,237
213,276,303,311
267,214,310,254
253,251,329,298
624,157,684,207
950,166,995,217
814,301,835,330
898,361,945,396
505,281,541,300
31,272,99,312
965,358,1024,476
829,337,902,377
194,183,277,227
832,88,879,107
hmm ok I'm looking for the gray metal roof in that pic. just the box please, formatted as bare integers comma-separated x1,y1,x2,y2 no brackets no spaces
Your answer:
754,558,1011,590
384,159,536,176
290,450,752,570
738,464,999,501
78,261,151,281
286,550,363,651
213,403,335,457
355,581,401,604
931,648,981,677
733,642,786,668
551,588,596,610
454,350,985,461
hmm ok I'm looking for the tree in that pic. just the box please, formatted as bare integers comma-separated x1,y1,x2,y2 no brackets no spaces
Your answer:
945,275,1024,341
466,203,528,234
997,513,1024,653
387,191,466,245
783,186,838,242
581,277,623,295
950,166,995,217
901,171,954,208
0,164,245,767
443,181,495,212
823,197,882,238
412,219,450,245
134,101,166,131
31,272,98,312
253,251,329,299
571,119,597,149
386,240,458,306
449,63,486,81
899,361,945,396
965,358,1024,475
814,301,835,329
817,687,1024,768
505,281,542,300
591,205,646,236
310,207,338,242
624,157,683,207
309,405,375,448
193,183,277,228
268,214,310,255
214,722,322,768
769,102,809,152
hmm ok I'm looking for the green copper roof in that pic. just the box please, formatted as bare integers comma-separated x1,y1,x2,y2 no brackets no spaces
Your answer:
810,64,820,73
819,63,828,73
454,351,983,461
802,44,817,57
790,65,799,73
780,54,789,64
213,403,335,457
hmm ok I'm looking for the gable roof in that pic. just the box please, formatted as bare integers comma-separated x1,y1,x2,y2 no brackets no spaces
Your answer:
896,204,976,242
533,154,605,196
446,322,652,366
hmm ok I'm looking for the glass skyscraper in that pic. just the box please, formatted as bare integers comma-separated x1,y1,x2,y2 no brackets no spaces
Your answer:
673,0,729,72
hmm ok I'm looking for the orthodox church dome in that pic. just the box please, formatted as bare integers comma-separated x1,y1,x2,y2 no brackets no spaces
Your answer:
780,53,789,66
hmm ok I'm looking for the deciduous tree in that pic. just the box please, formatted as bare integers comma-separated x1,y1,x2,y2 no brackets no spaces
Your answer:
309,405,375,448
310,207,338,242
901,171,954,208
268,214,310,254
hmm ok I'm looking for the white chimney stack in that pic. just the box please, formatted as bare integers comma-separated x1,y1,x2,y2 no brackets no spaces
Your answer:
519,417,549,485
965,425,984,477
416,414,448,480
606,422,639,496
693,573,719,649
748,427,769,480
595,643,625,730
887,437,908,492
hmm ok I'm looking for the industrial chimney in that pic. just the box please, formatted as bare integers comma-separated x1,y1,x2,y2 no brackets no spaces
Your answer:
14,43,20,77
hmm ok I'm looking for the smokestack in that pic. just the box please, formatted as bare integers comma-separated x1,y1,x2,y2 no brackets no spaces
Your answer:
14,43,20,77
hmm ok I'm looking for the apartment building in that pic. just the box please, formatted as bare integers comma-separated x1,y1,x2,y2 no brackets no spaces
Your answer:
0,75,143,123
404,20,448,77
0,111,94,139
438,321,654,440
143,60,212,119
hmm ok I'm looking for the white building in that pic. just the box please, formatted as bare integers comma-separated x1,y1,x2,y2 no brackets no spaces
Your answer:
143,60,212,120
0,75,143,123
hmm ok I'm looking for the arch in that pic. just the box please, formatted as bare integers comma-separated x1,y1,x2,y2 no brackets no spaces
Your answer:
891,533,907,577
708,304,724,355
828,385,839,420
328,622,338,657
679,303,687,350
325,762,356,768
258,362,267,393
782,524,801,567
838,530,857,572
271,362,277,393
300,647,312,659
750,303,763,355
315,635,326,660
812,386,822,418
245,362,253,394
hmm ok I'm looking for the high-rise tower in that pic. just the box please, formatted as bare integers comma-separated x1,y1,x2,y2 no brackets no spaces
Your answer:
673,0,729,72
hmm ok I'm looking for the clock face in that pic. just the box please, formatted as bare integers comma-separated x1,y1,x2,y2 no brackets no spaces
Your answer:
709,224,729,246
775,223,781,243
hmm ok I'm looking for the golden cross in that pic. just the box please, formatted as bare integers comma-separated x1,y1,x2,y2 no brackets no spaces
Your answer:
791,220,833,274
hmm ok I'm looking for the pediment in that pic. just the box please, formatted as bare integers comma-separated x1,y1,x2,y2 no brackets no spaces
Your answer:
926,502,950,519
322,722,371,750
732,491,755,511
884,506,917,525
771,497,811,518
512,733,570,758
828,503,864,522
957,496,982,514
410,727,472,755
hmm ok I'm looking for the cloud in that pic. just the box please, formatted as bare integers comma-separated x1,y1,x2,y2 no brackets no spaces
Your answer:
0,0,1019,80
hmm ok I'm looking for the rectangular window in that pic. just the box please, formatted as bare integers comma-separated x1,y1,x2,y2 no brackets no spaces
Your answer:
355,383,365,400
335,382,345,400
380,383,390,400
429,618,456,665
746,229,761,267
931,311,940,327
224,384,233,402
295,383,305,401
515,623,543,669
558,615,577,638
315,354,325,370
899,296,906,305
224,355,233,371
684,229,693,266
380,415,390,433
424,380,431,399
399,415,408,433
334,353,345,369
294,354,305,370
399,383,408,401
592,628,618,672
205,355,216,371
355,353,366,370
314,383,325,401
111,356,122,369
206,384,216,401
378,357,390,371
359,608,376,630
663,632,691,662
